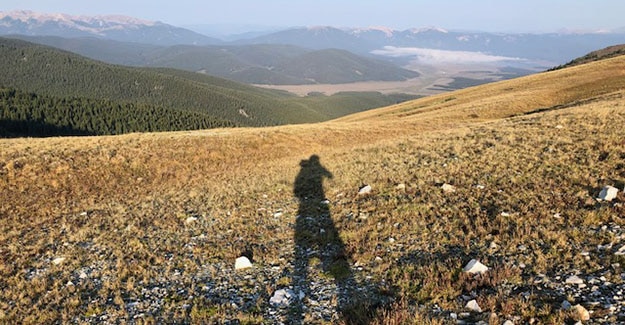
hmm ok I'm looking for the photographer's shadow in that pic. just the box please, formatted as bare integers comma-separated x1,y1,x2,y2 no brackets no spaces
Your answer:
290,155,378,324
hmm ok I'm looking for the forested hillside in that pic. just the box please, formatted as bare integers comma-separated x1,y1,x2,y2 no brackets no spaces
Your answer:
0,88,235,137
0,37,416,136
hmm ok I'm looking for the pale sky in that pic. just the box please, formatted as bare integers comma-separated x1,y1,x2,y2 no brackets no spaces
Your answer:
2,0,624,33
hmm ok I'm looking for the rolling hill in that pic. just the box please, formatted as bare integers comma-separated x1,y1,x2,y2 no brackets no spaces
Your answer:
0,37,417,136
9,35,419,85
1,48,624,323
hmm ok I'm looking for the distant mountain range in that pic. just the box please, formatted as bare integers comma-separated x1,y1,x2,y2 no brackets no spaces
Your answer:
240,26,625,63
2,10,625,65
0,10,221,45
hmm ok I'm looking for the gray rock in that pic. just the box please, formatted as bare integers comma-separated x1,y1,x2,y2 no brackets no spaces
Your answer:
561,300,572,310
270,289,295,307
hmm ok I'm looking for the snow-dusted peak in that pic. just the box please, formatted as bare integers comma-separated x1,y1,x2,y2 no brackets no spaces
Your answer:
306,25,335,31
351,26,396,38
86,15,158,27
0,10,158,27
408,26,449,34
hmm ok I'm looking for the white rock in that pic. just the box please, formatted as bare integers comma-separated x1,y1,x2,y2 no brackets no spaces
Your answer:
598,186,619,201
273,212,283,218
565,275,584,285
184,216,198,224
463,259,489,274
234,256,252,270
66,281,74,286
615,245,625,255
270,289,294,307
573,304,590,321
358,185,372,195
52,257,65,265
441,183,456,193
395,183,406,191
465,299,482,312
503,321,514,325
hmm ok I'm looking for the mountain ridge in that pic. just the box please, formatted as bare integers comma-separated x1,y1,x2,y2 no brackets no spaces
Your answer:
0,10,221,45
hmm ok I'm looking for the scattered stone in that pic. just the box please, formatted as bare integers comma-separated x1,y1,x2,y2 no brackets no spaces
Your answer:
395,183,406,191
52,257,66,265
598,186,619,202
561,300,573,310
358,185,372,195
273,212,283,218
184,216,198,224
502,321,514,325
463,259,489,274
566,275,584,285
269,289,294,307
555,124,564,129
66,281,74,286
500,212,511,217
234,256,252,270
441,183,456,193
615,245,625,255
476,184,485,189
489,241,498,249
465,299,482,312
573,304,590,321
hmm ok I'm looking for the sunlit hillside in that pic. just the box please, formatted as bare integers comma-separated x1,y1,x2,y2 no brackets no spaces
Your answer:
1,56,624,324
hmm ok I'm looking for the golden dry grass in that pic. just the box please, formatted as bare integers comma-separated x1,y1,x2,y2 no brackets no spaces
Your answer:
1,55,625,323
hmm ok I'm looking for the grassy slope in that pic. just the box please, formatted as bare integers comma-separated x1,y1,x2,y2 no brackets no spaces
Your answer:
1,56,625,323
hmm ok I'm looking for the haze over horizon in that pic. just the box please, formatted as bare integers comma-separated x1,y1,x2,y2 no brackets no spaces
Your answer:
3,0,625,35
